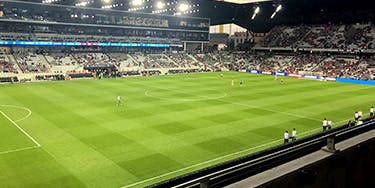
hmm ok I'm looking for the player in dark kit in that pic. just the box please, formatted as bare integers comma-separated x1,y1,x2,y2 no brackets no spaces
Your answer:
280,78,284,84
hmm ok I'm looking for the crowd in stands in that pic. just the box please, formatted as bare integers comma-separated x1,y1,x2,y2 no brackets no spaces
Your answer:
168,53,201,68
286,54,326,73
262,26,310,48
45,53,78,66
1,49,374,80
194,53,226,70
0,55,17,73
14,50,49,73
313,57,373,80
261,23,375,50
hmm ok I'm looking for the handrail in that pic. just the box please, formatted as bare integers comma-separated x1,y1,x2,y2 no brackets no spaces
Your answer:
149,118,375,188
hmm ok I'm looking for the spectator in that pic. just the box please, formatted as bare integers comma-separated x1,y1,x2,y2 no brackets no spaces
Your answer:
322,118,328,131
354,111,359,121
291,128,297,142
284,130,289,144
327,119,332,130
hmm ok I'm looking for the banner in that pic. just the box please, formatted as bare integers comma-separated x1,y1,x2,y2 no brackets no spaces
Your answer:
0,40,170,48
288,73,303,78
336,78,375,86
320,77,336,81
250,70,258,74
275,72,286,76
303,75,320,80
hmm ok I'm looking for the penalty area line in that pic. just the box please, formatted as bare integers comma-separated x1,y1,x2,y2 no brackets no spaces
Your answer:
0,110,41,147
0,145,41,155
0,104,32,122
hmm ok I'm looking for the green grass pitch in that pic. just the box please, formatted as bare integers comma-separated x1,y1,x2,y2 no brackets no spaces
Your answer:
0,72,374,187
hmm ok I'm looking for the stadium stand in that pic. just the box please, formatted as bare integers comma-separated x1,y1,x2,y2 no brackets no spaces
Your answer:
259,23,375,50
0,49,18,74
1,0,375,188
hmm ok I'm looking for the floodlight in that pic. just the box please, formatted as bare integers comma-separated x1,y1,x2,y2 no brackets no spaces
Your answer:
254,7,260,14
102,0,111,4
270,12,276,19
178,3,189,12
132,0,143,6
276,5,282,12
251,6,260,20
155,1,165,9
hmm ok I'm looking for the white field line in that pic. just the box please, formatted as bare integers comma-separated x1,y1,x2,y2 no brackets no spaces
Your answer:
120,126,323,188
123,78,358,187
0,104,32,122
141,82,321,123
144,90,228,102
218,99,322,122
0,145,40,155
0,110,41,147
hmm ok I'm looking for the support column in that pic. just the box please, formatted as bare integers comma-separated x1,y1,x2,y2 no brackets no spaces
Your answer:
325,136,337,153
200,178,209,188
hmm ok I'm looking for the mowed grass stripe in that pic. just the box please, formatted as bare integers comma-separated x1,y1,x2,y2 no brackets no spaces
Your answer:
1,72,375,188
0,111,36,151
3,84,142,187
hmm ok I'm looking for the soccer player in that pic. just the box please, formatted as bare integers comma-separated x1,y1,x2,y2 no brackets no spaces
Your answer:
370,106,374,119
219,73,223,78
117,95,122,106
291,128,297,142
280,78,284,84
239,80,243,86
322,118,328,131
274,74,278,80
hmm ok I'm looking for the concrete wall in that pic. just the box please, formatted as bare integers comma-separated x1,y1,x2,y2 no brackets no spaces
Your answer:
257,138,375,188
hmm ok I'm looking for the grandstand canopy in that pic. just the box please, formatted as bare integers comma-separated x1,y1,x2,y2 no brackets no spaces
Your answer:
214,0,272,4
11,0,375,33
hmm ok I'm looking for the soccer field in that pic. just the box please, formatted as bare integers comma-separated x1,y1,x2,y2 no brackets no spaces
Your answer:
0,72,374,187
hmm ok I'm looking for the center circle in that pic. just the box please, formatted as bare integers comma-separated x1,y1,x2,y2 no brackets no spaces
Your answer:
145,88,228,101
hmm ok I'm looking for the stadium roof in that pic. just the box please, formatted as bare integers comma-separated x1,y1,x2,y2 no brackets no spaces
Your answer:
215,0,272,4
11,0,375,33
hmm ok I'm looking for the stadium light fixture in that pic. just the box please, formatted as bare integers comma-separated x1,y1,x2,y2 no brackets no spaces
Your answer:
102,0,111,4
178,3,190,12
251,6,260,20
254,6,260,14
270,4,282,19
155,1,165,9
42,0,60,3
76,2,87,6
276,4,282,12
132,0,143,7
270,12,276,19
